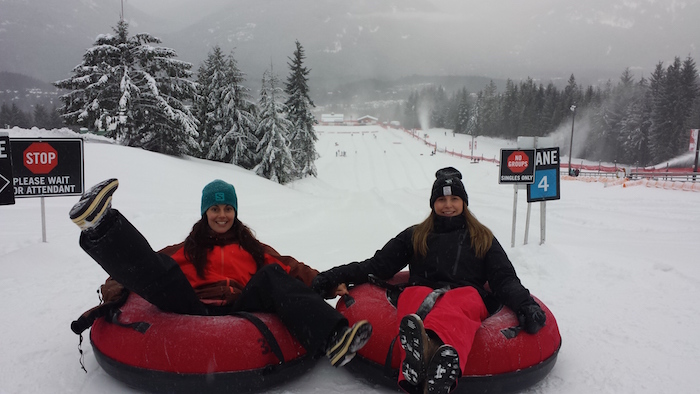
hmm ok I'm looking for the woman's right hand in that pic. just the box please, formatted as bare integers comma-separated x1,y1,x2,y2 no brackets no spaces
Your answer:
311,273,348,299
333,283,349,297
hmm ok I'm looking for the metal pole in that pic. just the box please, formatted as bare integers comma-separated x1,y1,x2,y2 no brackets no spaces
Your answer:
471,134,475,159
511,184,518,248
567,105,576,176
540,201,546,245
524,201,531,245
694,129,699,181
41,197,47,243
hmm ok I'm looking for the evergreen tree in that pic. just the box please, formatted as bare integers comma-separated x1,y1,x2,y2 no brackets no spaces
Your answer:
48,105,65,129
467,92,483,137
596,68,637,160
254,68,295,184
480,80,500,137
647,58,697,163
619,78,652,165
539,83,559,135
195,46,257,167
2,102,31,128
33,104,51,129
454,88,471,134
54,20,198,156
284,40,318,178
444,90,460,131
403,91,419,129
429,86,448,128
678,56,700,153
518,78,541,137
647,62,670,162
501,79,519,138
0,103,10,128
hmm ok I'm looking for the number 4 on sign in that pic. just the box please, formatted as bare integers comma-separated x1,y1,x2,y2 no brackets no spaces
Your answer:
538,175,549,192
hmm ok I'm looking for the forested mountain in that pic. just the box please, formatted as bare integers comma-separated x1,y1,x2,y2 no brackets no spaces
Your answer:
2,0,699,90
0,72,61,112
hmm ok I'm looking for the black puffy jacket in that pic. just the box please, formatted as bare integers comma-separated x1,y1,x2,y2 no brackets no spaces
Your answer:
321,215,537,314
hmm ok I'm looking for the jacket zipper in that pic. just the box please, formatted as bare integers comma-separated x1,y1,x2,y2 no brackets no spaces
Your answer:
452,230,468,275
220,247,225,274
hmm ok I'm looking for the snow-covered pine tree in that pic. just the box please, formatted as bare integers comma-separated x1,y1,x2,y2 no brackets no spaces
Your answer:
454,88,471,134
479,80,500,137
466,91,483,137
404,91,419,129
284,41,318,178
195,46,257,167
0,102,31,128
619,78,652,166
254,68,296,184
598,69,637,160
648,61,674,163
500,79,518,138
54,20,198,156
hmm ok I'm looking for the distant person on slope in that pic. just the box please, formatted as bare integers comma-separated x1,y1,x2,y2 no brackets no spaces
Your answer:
311,167,546,394
69,178,371,368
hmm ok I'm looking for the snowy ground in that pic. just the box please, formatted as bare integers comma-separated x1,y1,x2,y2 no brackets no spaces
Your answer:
1,125,698,394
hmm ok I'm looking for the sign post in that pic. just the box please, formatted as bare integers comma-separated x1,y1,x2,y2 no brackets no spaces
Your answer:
527,147,561,244
0,132,14,206
499,148,535,247
10,138,84,242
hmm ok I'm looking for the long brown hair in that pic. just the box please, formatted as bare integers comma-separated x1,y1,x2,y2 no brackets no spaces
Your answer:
412,202,493,259
184,216,266,279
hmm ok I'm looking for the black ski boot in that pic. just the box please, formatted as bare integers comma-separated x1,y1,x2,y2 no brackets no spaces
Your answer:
70,178,119,231
399,313,429,385
326,320,373,367
425,344,460,394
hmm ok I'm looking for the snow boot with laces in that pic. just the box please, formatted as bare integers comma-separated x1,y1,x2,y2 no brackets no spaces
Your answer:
399,313,430,385
70,178,119,231
326,320,373,367
425,344,460,394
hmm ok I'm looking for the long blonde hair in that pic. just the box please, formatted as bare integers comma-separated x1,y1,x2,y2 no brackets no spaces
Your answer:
412,202,493,259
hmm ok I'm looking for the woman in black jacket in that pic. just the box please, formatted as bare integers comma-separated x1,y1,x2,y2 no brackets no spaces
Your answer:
312,167,546,394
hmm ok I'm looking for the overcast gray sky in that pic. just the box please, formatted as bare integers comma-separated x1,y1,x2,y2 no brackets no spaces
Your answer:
123,0,699,84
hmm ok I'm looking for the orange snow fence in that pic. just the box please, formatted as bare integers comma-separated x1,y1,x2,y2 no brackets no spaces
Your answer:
568,175,699,192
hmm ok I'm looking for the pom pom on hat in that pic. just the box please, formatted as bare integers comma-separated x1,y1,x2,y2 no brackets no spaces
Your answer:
430,167,468,208
201,179,238,216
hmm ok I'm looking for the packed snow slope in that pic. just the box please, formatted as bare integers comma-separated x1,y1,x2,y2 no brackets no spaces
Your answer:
1,125,698,394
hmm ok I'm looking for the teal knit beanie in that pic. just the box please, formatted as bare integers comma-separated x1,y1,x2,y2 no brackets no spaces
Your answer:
200,179,238,216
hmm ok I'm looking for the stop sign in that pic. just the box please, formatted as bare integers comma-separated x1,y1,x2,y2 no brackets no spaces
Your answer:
507,150,529,173
23,142,58,174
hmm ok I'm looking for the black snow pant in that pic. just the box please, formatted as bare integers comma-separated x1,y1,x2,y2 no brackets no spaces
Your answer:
79,209,346,356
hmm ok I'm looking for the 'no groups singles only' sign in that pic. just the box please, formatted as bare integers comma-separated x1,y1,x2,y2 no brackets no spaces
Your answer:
499,149,535,183
10,138,84,198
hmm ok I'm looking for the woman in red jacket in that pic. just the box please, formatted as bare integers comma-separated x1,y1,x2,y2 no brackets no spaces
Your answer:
70,178,371,368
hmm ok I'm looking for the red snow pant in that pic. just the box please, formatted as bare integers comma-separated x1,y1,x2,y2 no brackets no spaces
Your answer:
396,286,489,386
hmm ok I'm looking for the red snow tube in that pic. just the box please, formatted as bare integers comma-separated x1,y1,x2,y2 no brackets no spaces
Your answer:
336,272,561,394
90,293,316,393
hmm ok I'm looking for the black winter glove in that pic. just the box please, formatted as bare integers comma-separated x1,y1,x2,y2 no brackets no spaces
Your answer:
311,273,337,296
517,303,546,334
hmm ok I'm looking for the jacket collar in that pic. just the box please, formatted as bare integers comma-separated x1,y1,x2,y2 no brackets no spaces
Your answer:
433,214,467,233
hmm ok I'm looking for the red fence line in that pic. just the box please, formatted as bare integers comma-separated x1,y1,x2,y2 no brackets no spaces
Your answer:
391,126,697,174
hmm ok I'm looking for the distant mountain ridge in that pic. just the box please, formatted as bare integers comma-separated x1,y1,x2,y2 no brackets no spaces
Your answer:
1,0,698,101
0,72,55,91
